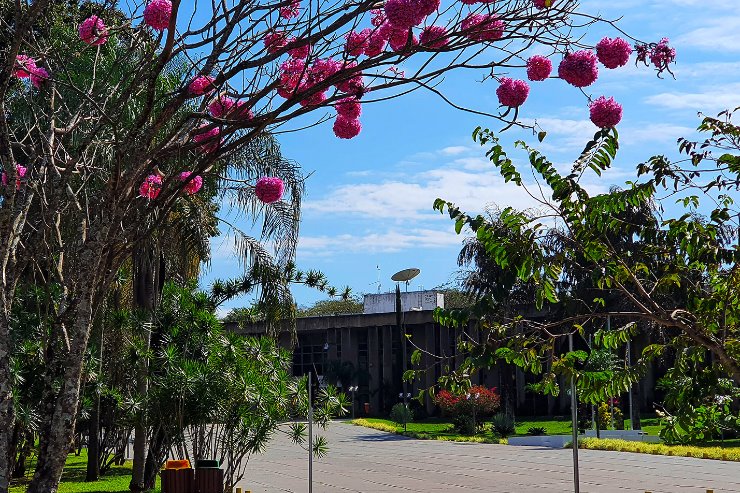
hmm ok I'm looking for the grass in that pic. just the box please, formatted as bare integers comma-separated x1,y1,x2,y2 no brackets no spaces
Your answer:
10,450,161,493
578,438,740,462
351,418,508,444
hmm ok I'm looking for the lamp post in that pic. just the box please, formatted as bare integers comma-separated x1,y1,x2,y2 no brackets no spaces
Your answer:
467,392,480,433
348,386,358,419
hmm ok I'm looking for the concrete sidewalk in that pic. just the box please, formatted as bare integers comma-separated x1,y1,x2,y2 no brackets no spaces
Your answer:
237,422,740,492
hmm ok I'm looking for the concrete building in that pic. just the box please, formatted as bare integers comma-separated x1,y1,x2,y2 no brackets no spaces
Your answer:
231,290,665,419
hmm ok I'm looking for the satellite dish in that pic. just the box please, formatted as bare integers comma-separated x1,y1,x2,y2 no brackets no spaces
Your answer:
391,268,420,283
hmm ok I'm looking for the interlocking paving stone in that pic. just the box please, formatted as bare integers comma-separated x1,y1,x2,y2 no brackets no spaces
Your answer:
236,422,740,493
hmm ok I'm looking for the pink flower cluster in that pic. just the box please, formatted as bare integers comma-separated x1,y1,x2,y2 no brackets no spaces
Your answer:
193,125,222,153
188,76,216,96
289,41,311,59
387,27,418,52
264,31,288,54
208,95,253,120
649,38,676,73
335,97,362,119
558,50,598,87
596,37,632,69
280,0,301,20
78,16,108,46
178,171,203,195
14,55,49,88
496,77,529,107
526,55,551,81
384,0,426,30
143,0,172,31
589,96,622,128
14,55,36,78
533,0,554,8
420,25,449,49
139,174,162,199
255,176,285,203
1,164,27,190
461,14,505,42
345,29,372,56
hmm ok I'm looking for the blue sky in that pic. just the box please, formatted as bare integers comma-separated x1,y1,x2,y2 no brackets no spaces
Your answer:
201,1,740,314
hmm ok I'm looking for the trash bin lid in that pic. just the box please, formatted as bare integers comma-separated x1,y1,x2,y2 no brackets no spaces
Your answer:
195,459,220,468
165,459,192,470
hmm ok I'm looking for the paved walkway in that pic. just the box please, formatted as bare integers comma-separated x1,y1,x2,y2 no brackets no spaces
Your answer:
237,422,740,493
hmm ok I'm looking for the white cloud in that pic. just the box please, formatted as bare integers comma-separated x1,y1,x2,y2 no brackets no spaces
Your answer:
298,228,463,256
644,83,740,111
676,16,740,52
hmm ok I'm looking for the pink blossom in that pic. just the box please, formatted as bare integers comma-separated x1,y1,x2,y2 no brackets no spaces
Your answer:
461,14,505,42
336,72,364,96
188,76,216,96
649,38,676,74
255,176,285,203
193,125,222,153
385,0,426,31
300,90,327,107
79,16,108,46
420,25,449,49
387,27,418,52
280,0,301,19
335,97,362,119
209,96,235,118
589,96,622,128
533,0,554,8
14,55,36,78
526,55,552,81
345,29,372,57
1,164,27,190
30,67,49,88
178,171,203,195
364,30,388,57
418,0,440,17
139,174,162,199
496,77,529,107
143,0,172,31
280,57,308,92
558,50,598,87
264,31,288,54
596,37,632,69
312,58,342,80
371,9,387,26
288,42,311,59
333,116,362,139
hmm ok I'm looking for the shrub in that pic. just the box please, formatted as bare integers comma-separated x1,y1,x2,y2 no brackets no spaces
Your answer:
491,413,516,438
597,401,624,430
434,385,501,418
527,426,547,436
453,414,477,435
390,403,414,431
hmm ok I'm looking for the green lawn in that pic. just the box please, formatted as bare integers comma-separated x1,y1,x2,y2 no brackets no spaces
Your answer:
10,450,161,493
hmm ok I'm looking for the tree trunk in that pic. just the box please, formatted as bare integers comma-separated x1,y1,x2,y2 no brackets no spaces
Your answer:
27,347,89,493
0,314,16,493
130,245,160,493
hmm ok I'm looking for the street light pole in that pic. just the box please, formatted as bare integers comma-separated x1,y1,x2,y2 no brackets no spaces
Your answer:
569,334,580,493
308,372,313,493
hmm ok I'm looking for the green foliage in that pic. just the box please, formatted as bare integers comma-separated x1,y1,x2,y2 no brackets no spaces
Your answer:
433,109,740,434
297,295,364,317
597,402,624,430
527,426,547,436
389,403,414,431
490,413,516,438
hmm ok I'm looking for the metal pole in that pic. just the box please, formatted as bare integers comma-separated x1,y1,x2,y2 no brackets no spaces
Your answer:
308,372,313,493
627,339,633,430
569,334,580,493
589,334,595,431
352,389,355,420
607,315,614,430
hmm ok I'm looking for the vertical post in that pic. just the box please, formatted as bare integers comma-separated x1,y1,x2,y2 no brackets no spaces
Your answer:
570,334,580,493
627,339,633,430
607,315,614,430
589,334,595,431
351,388,355,420
308,372,313,493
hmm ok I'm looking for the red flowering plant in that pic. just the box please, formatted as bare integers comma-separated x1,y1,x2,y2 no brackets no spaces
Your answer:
434,385,500,433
